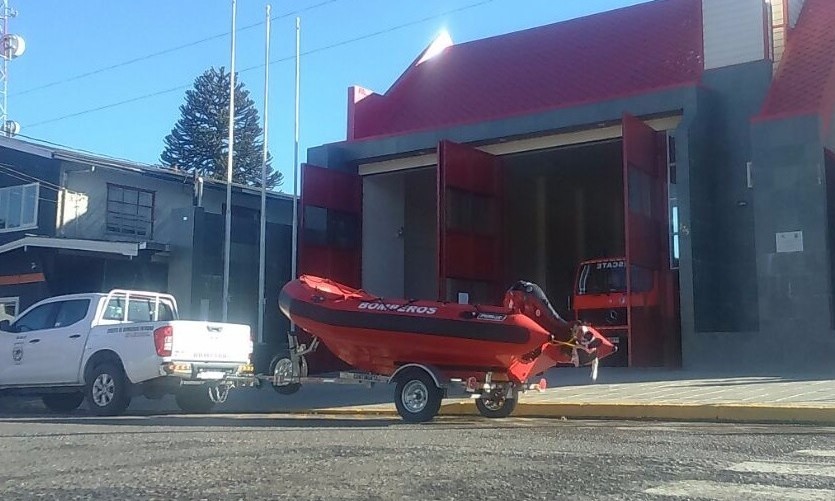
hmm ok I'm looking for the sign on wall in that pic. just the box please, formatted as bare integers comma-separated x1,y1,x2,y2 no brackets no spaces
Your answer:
776,231,804,253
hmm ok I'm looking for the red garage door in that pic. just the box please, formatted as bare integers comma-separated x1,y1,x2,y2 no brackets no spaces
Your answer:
437,140,504,305
297,163,361,373
622,114,670,367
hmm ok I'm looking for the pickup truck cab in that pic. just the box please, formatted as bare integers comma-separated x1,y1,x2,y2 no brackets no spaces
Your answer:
0,289,253,416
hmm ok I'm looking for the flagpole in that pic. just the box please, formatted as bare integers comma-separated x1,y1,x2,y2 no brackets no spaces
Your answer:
222,0,237,322
257,4,271,346
292,17,300,283
288,16,301,349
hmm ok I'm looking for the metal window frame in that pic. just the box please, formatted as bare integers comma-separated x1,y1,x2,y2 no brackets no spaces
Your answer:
0,183,40,234
105,183,155,239
666,132,680,270
0,296,19,318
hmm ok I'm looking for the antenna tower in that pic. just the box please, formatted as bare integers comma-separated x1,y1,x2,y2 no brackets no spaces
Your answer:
0,0,25,137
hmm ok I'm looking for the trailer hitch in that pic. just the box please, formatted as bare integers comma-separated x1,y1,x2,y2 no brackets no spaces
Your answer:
208,383,232,404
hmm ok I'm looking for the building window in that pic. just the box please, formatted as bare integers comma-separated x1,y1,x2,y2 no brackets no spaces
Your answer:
0,183,39,233
107,184,154,238
0,297,19,323
667,133,680,270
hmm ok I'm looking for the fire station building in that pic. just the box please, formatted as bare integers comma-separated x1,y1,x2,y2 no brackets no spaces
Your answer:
301,0,835,371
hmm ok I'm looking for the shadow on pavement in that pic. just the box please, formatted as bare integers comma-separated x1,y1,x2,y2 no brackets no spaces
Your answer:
1,383,395,417
0,414,407,430
0,413,534,433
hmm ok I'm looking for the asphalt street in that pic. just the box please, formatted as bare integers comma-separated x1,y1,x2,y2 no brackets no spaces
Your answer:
0,413,833,500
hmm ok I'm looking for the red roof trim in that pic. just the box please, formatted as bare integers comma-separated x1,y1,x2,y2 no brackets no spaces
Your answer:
349,0,704,141
347,82,699,144
757,0,835,126
751,109,820,124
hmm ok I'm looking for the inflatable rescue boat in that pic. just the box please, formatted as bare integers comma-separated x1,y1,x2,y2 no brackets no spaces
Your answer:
278,275,616,386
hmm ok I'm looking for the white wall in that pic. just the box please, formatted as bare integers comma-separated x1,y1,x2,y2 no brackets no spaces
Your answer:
770,0,806,71
703,0,768,70
60,162,194,243
770,0,787,68
60,163,293,244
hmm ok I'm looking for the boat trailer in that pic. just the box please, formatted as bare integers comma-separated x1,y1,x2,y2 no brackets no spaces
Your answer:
228,335,599,423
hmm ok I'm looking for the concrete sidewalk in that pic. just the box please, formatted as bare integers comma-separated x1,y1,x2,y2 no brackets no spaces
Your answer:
2,368,834,424
295,368,835,425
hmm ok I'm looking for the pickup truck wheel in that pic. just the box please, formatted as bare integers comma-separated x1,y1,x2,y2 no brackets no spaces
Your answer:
42,392,84,413
86,363,130,416
175,386,215,414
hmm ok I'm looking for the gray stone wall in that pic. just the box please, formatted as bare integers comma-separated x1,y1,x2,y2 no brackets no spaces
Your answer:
751,115,834,368
694,60,773,332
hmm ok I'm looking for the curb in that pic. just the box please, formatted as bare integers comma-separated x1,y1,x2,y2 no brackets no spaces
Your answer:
296,401,835,425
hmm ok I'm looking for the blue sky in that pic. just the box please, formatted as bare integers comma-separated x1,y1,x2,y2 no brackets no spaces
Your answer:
12,0,648,190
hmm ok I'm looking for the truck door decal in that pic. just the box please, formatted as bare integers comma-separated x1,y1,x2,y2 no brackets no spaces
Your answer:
12,337,24,364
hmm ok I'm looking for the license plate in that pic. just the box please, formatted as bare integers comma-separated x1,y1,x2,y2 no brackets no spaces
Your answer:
196,371,226,380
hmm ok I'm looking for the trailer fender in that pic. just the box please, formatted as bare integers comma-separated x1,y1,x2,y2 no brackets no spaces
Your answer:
390,364,448,389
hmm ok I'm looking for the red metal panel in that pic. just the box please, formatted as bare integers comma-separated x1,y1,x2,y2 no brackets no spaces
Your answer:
758,0,835,130
444,233,499,280
437,140,504,304
350,0,703,140
298,163,362,288
299,163,361,215
622,114,668,367
297,163,362,373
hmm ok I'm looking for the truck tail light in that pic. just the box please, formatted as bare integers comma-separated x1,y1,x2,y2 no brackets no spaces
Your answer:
154,326,173,357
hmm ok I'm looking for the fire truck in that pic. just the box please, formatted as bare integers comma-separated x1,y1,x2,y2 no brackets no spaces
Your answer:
571,257,659,367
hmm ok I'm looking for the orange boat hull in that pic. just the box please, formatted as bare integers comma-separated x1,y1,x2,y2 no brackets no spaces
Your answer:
279,276,613,383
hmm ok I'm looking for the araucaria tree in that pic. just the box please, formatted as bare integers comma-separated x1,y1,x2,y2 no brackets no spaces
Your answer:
161,66,282,189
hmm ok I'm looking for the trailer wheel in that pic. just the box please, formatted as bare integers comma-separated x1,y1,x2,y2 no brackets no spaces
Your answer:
270,355,307,395
476,386,519,419
175,385,215,414
394,369,443,423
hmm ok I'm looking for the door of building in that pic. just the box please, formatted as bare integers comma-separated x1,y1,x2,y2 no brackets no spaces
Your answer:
297,163,362,373
298,163,362,287
437,140,504,305
622,113,670,367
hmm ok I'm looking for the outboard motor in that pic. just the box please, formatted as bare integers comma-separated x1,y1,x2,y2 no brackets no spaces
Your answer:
503,280,616,367
503,281,574,342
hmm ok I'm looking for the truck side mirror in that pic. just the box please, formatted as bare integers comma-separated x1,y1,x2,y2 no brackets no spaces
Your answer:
0,320,11,332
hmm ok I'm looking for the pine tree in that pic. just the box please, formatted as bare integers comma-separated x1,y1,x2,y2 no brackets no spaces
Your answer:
161,67,282,189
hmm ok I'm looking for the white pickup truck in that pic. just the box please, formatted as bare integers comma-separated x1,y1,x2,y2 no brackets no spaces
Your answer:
0,289,254,416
